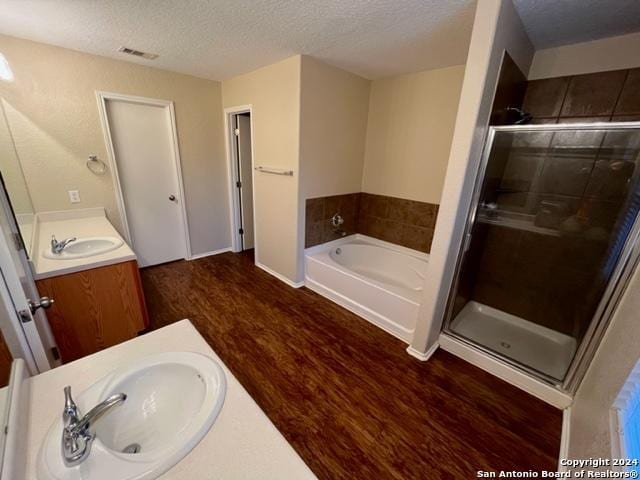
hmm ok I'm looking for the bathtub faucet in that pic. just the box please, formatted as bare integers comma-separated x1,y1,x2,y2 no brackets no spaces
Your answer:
330,213,347,236
330,213,344,228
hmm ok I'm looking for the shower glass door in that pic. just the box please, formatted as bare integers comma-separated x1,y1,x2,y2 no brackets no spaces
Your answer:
443,123,640,385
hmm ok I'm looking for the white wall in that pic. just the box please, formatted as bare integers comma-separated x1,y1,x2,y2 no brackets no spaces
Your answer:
529,31,640,80
362,66,465,204
568,266,640,460
410,0,534,353
0,34,229,256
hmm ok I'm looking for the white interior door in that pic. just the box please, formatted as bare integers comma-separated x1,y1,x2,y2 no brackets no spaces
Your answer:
105,98,187,267
0,176,54,373
237,115,254,250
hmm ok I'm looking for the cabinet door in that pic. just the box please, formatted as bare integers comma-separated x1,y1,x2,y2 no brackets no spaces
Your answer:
36,261,148,363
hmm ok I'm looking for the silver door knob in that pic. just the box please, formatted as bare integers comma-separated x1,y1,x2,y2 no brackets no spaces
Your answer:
168,195,176,201
28,296,54,314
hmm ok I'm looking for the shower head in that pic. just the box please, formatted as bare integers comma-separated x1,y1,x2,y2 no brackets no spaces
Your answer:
505,106,533,125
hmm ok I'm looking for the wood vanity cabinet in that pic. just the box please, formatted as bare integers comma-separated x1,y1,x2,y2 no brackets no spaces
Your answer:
36,260,149,363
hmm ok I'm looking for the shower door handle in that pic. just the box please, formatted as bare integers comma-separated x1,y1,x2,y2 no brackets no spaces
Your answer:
463,233,473,253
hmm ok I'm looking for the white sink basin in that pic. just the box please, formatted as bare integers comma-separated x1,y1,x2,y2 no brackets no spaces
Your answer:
38,352,227,480
43,236,124,259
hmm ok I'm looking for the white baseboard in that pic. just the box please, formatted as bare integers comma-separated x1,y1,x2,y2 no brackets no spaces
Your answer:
558,407,571,472
439,333,573,409
406,343,439,361
256,262,304,288
188,247,232,260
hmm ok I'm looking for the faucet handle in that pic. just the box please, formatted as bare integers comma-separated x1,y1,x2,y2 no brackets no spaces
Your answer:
63,386,79,424
330,213,344,227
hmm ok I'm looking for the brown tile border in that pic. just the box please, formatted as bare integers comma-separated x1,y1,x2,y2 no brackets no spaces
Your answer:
305,193,360,248
305,192,438,253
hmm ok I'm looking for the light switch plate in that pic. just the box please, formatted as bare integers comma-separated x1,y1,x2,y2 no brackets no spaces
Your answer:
68,190,81,203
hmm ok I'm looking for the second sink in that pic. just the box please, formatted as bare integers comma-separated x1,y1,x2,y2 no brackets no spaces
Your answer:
43,236,124,259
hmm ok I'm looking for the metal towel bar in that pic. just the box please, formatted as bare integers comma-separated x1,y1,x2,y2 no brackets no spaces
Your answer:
254,166,294,176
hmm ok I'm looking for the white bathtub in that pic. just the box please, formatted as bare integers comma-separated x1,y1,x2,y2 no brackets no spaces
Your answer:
304,234,428,342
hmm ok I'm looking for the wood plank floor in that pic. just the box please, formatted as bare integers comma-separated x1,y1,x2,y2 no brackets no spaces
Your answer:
141,251,561,479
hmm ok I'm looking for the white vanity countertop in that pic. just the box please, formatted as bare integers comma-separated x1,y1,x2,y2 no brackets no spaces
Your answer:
31,208,136,280
23,320,316,479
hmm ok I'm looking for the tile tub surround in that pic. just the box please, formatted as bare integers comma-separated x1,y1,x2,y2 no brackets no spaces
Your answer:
304,193,438,252
358,193,438,252
305,193,360,247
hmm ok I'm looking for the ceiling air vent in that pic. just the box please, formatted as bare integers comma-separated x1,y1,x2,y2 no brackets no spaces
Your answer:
117,46,158,60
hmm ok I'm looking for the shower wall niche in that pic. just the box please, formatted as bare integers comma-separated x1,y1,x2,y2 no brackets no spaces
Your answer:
444,123,640,384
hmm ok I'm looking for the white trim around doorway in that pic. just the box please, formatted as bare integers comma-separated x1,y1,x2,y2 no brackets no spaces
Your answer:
95,91,192,260
223,105,258,261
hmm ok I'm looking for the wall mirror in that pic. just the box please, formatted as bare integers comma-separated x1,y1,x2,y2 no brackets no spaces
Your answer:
0,100,34,257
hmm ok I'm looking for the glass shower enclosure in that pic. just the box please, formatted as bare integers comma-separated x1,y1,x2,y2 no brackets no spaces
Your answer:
443,122,640,391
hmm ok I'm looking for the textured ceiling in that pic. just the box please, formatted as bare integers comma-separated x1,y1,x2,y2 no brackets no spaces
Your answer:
0,0,476,81
514,0,640,49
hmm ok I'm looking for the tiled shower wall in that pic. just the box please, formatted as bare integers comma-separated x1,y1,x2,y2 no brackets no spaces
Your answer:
456,65,640,338
522,68,640,123
494,67,640,229
304,193,438,253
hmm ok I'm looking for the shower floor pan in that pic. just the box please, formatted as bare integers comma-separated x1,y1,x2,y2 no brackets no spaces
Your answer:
450,301,577,381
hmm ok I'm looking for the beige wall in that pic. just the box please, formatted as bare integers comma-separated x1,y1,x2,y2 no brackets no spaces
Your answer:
529,31,640,80
0,102,32,214
411,0,534,352
299,56,370,199
298,56,370,279
299,58,465,207
362,66,465,204
568,268,640,460
0,34,229,255
222,56,302,282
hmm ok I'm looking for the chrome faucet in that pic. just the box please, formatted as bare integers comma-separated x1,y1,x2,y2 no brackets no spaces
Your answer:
330,213,347,237
51,235,77,254
62,385,127,467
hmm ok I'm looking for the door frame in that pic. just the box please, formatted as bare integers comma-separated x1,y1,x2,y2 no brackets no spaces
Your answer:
223,105,257,258
0,183,51,373
96,91,192,260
